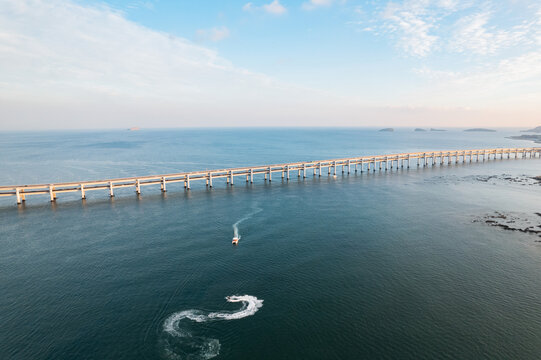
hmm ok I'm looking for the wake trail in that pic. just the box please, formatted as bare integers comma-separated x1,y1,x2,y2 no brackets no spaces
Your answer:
162,295,263,359
233,208,262,239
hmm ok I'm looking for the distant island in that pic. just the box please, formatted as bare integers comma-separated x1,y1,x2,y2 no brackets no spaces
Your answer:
128,127,140,131
379,128,394,132
464,128,496,132
508,134,541,144
414,128,426,132
522,126,541,133
430,128,447,131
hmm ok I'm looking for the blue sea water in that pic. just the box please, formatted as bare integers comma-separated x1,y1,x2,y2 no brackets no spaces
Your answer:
0,128,540,359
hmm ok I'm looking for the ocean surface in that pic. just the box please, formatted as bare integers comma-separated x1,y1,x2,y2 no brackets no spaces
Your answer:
1,128,540,359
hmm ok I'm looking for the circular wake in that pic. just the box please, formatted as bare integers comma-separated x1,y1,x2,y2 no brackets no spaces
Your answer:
162,295,263,359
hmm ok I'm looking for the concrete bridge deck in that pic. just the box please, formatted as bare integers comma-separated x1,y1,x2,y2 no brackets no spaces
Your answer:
1,147,539,205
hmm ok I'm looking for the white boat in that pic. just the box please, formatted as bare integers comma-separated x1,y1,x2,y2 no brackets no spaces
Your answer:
232,237,239,245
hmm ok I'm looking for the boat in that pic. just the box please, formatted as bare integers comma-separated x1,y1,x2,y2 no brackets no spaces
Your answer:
232,237,239,245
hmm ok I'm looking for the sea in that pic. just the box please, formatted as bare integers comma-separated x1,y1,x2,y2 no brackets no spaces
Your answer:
1,128,540,360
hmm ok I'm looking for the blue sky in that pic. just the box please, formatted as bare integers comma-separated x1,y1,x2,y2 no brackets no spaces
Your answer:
1,0,540,129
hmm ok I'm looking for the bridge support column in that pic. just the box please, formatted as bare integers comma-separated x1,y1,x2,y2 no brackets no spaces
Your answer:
16,188,21,204
81,184,86,199
286,166,290,180
269,168,272,182
319,163,322,176
209,173,213,188
303,165,306,178
161,177,167,192
186,175,190,190
333,161,337,175
136,179,141,194
109,181,114,197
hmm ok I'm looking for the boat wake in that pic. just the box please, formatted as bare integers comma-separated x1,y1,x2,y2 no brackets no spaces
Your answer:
232,208,262,241
162,295,263,359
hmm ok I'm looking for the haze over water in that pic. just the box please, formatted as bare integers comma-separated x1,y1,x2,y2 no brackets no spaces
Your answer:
1,128,540,359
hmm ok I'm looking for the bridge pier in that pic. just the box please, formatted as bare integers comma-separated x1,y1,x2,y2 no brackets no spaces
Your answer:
49,185,56,202
161,177,167,192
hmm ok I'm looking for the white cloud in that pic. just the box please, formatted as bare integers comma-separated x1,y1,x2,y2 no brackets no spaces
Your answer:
448,11,530,55
242,1,287,15
302,0,334,11
0,0,326,129
413,51,541,108
196,26,230,42
263,0,287,15
381,0,439,57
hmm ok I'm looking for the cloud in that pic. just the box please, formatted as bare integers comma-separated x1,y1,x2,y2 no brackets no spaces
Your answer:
242,1,287,15
302,0,334,11
196,26,230,42
381,0,439,57
0,0,324,129
262,0,287,15
414,51,541,108
448,11,530,55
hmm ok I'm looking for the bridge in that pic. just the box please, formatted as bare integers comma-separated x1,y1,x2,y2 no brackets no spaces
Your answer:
1,147,539,205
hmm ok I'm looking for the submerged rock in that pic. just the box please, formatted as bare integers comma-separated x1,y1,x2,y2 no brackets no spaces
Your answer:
426,174,541,186
474,211,541,239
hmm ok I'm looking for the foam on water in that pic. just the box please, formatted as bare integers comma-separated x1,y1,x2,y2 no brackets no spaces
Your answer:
162,295,263,359
233,208,262,240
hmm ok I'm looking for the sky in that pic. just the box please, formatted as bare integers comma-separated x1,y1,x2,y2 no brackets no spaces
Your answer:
1,0,540,129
